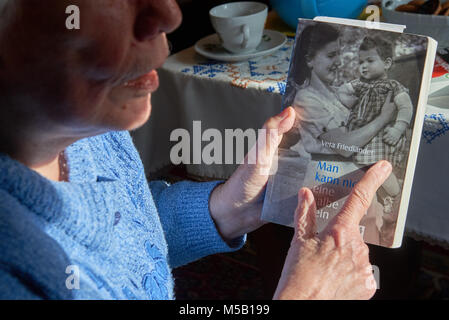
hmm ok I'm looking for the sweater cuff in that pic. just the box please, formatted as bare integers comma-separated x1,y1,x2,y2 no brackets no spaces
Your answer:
154,180,246,268
179,180,246,254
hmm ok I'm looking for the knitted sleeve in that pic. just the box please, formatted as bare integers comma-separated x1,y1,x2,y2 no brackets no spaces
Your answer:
0,268,43,300
104,130,246,268
149,180,246,268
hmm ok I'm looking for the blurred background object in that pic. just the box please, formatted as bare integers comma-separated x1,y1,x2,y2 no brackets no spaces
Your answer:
270,0,368,29
382,0,449,48
169,0,271,53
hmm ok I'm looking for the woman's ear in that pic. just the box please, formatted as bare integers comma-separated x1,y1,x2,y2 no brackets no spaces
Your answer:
305,55,313,69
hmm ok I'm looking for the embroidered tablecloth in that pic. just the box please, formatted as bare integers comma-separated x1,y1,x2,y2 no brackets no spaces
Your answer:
176,40,292,94
132,37,294,179
131,40,449,246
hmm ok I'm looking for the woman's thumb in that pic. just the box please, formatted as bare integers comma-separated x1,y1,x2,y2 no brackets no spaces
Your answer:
266,107,295,135
250,107,295,175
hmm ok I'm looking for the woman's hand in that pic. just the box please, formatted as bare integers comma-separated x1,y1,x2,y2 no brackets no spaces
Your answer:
209,107,296,241
274,160,392,300
321,91,397,158
379,91,396,124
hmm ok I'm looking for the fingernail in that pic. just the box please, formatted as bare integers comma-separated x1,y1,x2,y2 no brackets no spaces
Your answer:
279,107,290,120
379,161,392,176
298,188,306,204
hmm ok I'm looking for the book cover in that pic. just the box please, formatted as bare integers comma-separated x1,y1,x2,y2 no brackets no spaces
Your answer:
261,18,437,248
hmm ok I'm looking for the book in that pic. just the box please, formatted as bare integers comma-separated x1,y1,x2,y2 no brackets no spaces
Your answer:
261,17,438,248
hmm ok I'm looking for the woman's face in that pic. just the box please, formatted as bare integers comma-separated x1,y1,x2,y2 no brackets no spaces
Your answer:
307,40,340,85
0,0,182,136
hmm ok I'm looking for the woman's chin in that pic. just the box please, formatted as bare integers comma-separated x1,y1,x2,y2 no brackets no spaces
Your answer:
111,94,152,131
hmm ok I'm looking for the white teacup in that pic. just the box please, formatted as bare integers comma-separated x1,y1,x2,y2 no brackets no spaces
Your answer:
209,2,268,54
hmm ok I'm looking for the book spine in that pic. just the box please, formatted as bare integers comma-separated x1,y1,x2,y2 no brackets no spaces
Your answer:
392,37,438,248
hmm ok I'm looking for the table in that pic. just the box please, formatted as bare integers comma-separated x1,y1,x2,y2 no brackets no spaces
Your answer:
132,37,449,247
132,36,293,179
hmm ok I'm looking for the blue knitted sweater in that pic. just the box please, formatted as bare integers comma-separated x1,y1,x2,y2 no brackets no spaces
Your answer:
0,131,244,299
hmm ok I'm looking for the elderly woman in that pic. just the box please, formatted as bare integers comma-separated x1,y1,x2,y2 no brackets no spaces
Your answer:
0,0,391,300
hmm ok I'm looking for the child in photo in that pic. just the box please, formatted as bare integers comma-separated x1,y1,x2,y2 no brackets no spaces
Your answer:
337,36,414,241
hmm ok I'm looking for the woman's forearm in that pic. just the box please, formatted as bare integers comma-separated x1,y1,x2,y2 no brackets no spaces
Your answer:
319,113,389,157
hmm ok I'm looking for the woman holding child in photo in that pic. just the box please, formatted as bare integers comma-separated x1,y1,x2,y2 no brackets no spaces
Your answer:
288,22,414,246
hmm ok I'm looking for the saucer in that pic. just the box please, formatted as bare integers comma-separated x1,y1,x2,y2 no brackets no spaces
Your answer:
194,29,287,62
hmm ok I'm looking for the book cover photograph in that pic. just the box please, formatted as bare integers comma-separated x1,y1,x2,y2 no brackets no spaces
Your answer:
261,19,437,248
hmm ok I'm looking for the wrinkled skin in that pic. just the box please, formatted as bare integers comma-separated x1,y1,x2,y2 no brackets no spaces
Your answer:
272,161,392,299
0,0,181,169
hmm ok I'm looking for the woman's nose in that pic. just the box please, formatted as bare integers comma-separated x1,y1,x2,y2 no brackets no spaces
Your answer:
134,0,182,42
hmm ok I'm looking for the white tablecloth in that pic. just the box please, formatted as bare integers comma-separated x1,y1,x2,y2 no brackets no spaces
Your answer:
132,38,449,246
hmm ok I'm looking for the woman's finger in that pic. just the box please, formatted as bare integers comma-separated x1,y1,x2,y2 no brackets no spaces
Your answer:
294,188,317,243
334,161,392,228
